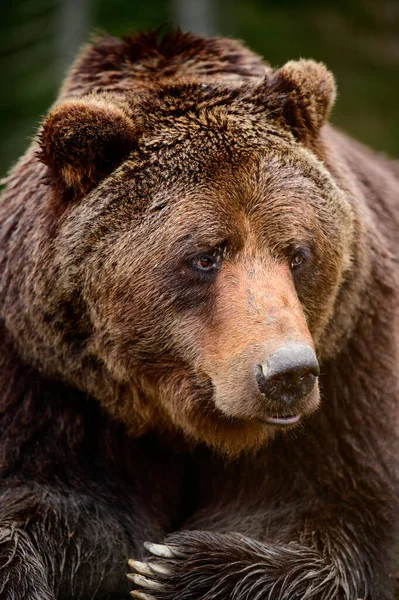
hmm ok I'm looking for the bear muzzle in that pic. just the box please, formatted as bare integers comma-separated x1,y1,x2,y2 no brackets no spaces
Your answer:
209,343,320,428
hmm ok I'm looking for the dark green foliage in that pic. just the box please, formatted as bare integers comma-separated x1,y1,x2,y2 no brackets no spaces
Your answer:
228,0,399,160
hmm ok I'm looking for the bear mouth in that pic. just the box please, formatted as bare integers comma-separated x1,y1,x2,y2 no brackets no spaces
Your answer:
263,414,301,427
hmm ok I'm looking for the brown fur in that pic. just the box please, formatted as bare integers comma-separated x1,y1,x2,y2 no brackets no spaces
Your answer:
0,28,398,600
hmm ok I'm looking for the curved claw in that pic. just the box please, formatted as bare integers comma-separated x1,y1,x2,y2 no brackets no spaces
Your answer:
144,542,174,558
128,557,171,577
128,573,164,591
130,591,157,600
150,562,170,575
128,559,153,576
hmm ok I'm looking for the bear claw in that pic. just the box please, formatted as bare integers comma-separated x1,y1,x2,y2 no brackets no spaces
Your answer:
127,574,164,590
128,560,153,576
148,562,170,575
144,542,174,558
130,591,156,600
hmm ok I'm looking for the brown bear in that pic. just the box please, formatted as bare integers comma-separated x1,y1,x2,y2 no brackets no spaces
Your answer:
0,28,398,600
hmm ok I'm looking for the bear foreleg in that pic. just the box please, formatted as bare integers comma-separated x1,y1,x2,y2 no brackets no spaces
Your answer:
127,529,392,600
0,484,137,600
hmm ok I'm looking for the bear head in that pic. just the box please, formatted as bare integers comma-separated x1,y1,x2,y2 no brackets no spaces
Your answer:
12,52,357,456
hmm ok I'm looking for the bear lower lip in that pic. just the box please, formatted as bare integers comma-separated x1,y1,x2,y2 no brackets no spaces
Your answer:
264,414,301,426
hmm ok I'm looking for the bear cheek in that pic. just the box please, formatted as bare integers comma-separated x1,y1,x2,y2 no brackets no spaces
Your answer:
301,248,350,352
83,244,176,383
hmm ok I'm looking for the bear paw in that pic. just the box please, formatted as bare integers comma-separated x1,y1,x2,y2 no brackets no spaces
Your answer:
126,530,362,600
127,542,176,600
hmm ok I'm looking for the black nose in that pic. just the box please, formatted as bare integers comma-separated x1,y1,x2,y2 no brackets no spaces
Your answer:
256,344,319,404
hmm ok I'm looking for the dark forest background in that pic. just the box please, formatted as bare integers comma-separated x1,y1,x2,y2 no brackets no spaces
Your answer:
1,0,398,178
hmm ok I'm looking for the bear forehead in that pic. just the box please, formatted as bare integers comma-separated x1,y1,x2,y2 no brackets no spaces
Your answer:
108,112,334,215
87,141,346,249
102,88,306,207
134,81,288,146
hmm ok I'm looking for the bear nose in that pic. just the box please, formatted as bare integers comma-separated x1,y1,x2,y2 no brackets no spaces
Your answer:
255,344,319,404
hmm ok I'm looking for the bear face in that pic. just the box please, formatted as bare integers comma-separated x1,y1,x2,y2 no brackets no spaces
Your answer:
28,69,356,457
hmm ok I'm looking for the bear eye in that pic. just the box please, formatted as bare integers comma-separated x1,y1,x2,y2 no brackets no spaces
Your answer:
190,248,223,276
290,249,308,270
194,255,217,270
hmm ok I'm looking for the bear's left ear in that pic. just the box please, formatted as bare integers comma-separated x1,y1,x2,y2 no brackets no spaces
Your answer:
39,92,139,203
264,60,336,142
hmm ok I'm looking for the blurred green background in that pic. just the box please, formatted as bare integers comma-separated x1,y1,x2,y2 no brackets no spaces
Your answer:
1,0,398,178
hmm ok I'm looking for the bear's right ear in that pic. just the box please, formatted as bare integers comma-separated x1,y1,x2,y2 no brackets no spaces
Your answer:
260,60,336,143
39,92,139,203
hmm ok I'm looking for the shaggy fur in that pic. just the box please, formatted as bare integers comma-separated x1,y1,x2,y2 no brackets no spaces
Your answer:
0,28,398,600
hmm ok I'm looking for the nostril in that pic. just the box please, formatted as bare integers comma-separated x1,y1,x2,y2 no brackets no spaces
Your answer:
285,365,319,386
298,370,314,385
